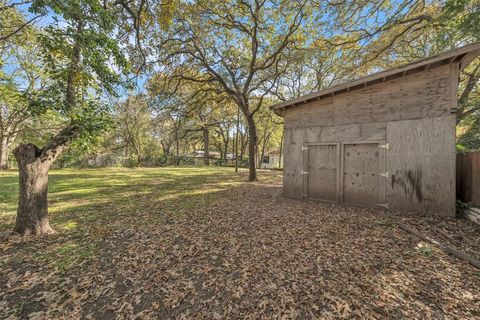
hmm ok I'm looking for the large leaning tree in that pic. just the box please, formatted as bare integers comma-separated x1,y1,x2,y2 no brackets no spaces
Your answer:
8,0,175,236
8,0,134,236
155,0,308,181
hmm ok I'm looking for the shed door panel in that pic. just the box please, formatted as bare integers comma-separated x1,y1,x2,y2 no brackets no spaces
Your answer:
307,144,337,201
343,143,380,206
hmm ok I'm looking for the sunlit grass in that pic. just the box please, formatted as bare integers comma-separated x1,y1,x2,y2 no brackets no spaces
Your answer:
0,166,284,272
0,166,281,232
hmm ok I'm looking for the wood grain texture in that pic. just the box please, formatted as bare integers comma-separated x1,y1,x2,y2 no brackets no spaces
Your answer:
304,126,323,144
272,42,480,112
457,151,480,206
283,127,304,198
306,144,338,201
334,65,452,126
319,122,386,143
343,143,381,206
284,64,453,129
281,64,457,215
284,98,333,129
386,116,456,216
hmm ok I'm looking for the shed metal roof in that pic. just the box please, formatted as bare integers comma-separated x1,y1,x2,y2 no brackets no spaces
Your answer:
270,42,480,115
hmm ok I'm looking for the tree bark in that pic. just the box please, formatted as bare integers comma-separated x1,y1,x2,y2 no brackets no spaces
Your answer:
13,144,55,236
202,126,210,165
246,114,257,181
223,138,228,162
258,135,268,169
175,131,180,166
0,135,9,170
160,141,172,164
278,126,284,169
235,105,240,173
11,19,83,236
12,125,78,236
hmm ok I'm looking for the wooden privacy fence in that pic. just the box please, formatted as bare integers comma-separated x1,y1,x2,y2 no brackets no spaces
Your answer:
457,151,480,206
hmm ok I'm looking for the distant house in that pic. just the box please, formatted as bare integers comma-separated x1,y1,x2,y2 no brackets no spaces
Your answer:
186,151,236,165
260,151,283,169
189,150,221,159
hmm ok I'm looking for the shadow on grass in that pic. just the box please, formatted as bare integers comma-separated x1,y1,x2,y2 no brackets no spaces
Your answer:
0,167,282,272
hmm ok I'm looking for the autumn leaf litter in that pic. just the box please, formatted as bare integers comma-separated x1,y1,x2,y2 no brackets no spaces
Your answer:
1,173,480,319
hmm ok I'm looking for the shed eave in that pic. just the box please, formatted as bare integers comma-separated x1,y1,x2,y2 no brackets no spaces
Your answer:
270,42,480,115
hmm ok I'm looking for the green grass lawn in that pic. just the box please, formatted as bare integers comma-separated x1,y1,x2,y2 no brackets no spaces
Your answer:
0,167,280,270
0,167,270,230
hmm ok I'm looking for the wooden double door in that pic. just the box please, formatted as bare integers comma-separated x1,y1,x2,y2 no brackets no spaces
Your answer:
303,142,386,207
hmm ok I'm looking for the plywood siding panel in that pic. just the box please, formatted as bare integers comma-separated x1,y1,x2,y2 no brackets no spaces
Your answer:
284,66,452,129
333,65,453,126
343,143,381,206
283,127,304,198
321,124,360,142
284,111,303,129
386,116,456,216
457,152,480,206
284,98,334,129
319,122,386,143
302,102,334,127
306,144,338,201
360,122,387,141
304,126,323,144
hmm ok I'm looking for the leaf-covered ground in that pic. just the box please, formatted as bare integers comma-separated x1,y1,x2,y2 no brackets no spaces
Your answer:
1,167,479,319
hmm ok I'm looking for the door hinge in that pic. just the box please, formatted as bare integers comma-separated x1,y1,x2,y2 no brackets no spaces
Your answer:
301,171,309,176
377,203,389,209
379,172,389,178
378,143,389,150
301,146,309,151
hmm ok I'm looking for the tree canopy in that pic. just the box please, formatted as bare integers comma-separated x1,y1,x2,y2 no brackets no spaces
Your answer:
1,0,479,235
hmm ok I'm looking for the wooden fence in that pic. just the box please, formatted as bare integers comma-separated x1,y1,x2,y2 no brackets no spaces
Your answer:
457,151,480,206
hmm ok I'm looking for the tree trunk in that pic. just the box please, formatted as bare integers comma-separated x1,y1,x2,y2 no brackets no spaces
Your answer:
0,135,9,170
175,132,180,166
246,114,257,181
278,126,284,169
161,141,171,165
239,128,247,161
259,129,271,168
202,126,210,165
13,144,55,236
12,124,78,236
258,137,268,169
256,140,260,169
235,106,240,172
223,140,228,163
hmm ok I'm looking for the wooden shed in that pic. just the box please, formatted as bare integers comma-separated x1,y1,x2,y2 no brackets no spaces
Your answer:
271,43,480,216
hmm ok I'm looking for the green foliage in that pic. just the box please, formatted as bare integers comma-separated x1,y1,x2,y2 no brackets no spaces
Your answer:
10,0,134,154
3,0,480,164
437,0,480,46
457,116,480,151
417,244,434,258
